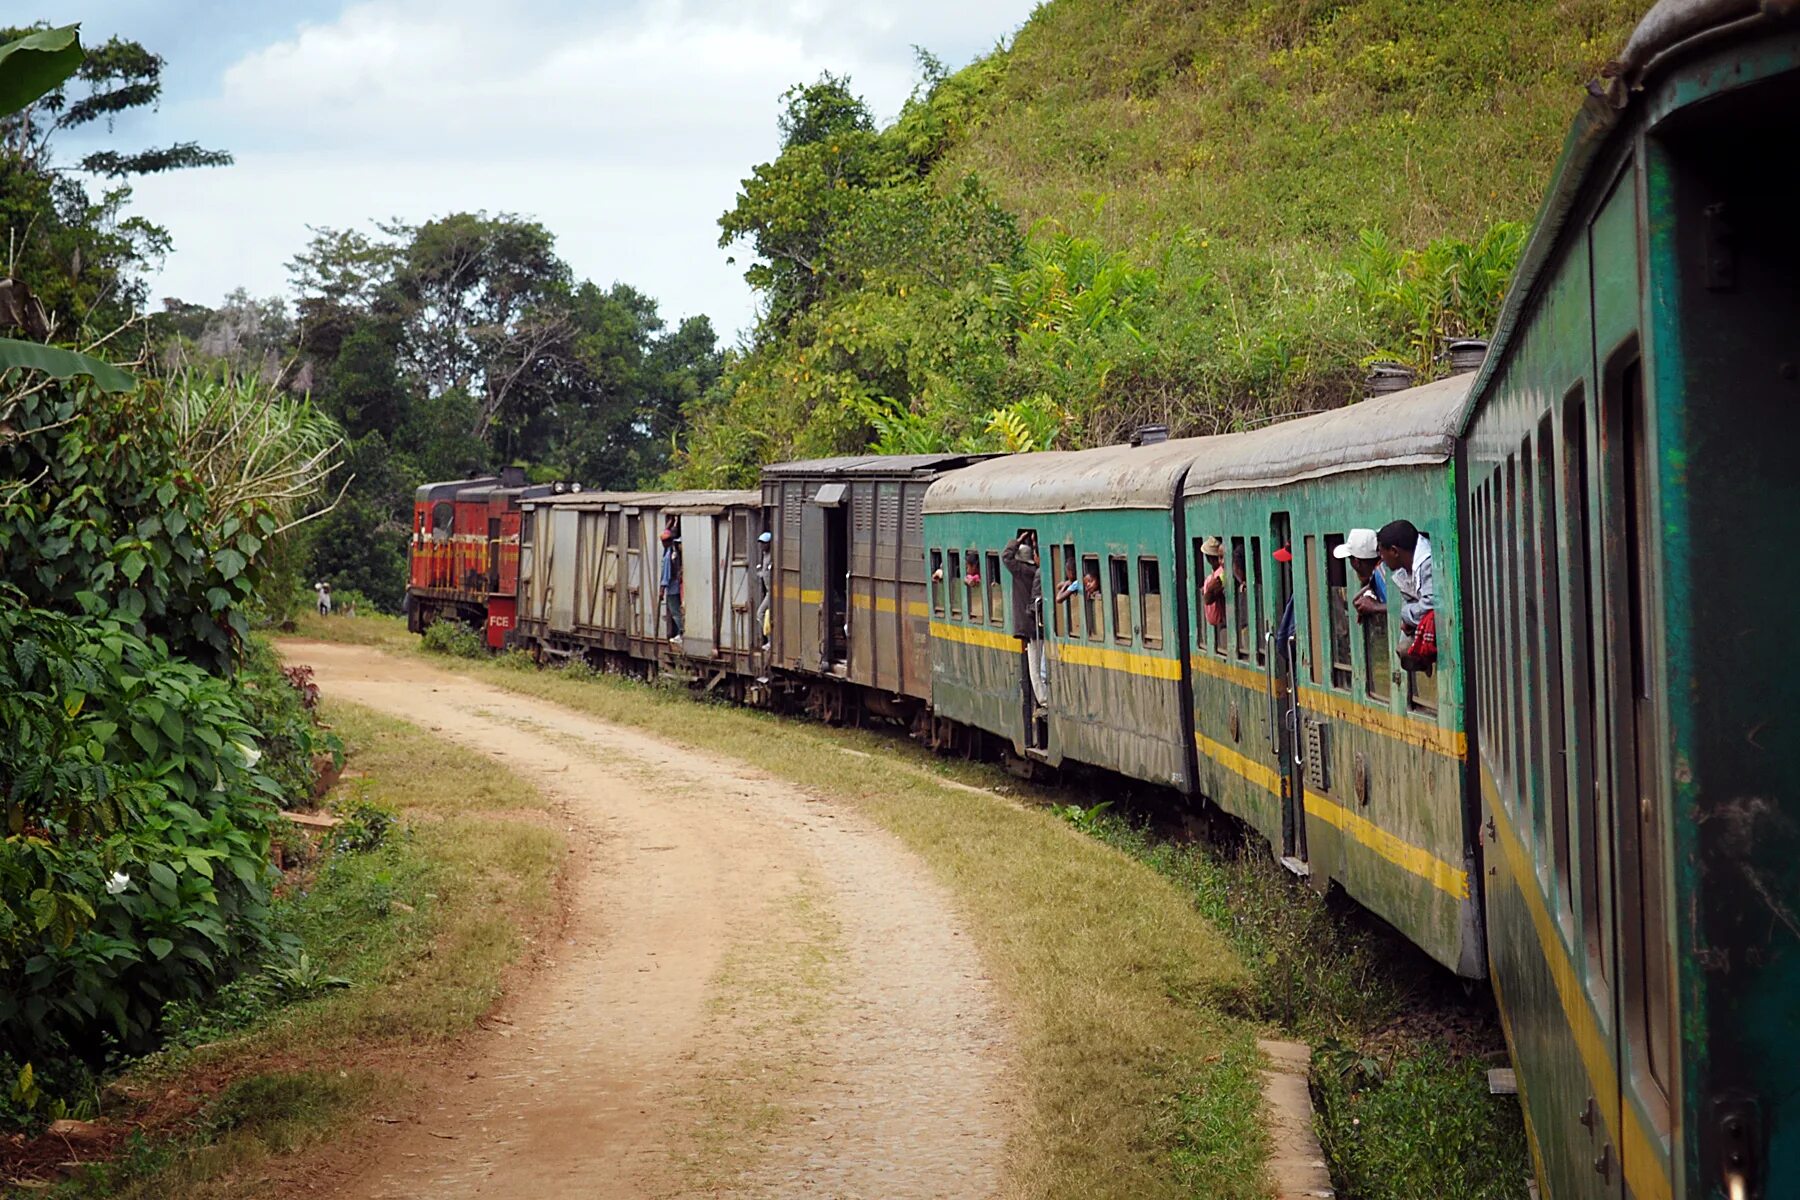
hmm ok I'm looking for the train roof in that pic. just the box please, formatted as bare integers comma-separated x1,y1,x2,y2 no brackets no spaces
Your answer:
1182,373,1471,497
522,489,760,513
415,475,501,503
761,452,998,479
1460,0,1775,427
922,436,1212,515
923,374,1471,515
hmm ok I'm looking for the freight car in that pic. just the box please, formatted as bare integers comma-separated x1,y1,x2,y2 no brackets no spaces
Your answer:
511,488,768,694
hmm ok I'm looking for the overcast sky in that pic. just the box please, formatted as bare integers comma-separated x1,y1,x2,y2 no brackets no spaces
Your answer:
32,1,1041,342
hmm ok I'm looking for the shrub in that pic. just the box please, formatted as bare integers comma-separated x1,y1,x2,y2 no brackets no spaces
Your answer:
0,596,281,1068
421,619,483,659
233,639,342,809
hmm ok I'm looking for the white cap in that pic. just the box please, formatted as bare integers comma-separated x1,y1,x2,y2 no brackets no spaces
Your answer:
1334,528,1380,560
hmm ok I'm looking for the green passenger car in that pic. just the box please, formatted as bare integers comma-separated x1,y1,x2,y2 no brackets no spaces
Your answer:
1179,375,1481,977
921,440,1201,787
1459,5,1800,1198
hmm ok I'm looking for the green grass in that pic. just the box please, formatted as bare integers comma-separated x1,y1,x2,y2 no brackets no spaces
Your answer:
289,614,1272,1199
295,610,1529,1199
38,700,563,1199
941,0,1641,256
1088,817,1529,1200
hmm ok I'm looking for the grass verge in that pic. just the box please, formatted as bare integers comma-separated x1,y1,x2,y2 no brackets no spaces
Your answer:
1087,818,1530,1200
287,613,1270,1200
32,700,562,1199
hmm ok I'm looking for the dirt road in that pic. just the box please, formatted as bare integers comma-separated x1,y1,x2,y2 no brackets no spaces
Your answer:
286,642,1013,1200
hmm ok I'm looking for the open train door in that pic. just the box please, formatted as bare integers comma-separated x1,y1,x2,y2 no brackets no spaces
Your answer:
679,512,719,658
800,498,828,672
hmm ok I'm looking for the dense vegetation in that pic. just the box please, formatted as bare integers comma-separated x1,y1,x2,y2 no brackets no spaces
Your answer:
678,0,1641,484
0,27,342,1129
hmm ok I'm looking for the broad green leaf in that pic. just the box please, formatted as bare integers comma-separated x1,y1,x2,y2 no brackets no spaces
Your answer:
0,25,82,119
0,337,133,393
145,937,174,960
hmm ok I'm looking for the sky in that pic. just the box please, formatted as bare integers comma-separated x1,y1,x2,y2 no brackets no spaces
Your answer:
32,0,1043,343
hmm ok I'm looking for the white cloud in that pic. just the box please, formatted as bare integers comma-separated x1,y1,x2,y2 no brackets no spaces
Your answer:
130,0,1040,337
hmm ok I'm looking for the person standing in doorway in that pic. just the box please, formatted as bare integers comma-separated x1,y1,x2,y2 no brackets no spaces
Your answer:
1001,529,1048,714
754,529,773,647
660,525,684,643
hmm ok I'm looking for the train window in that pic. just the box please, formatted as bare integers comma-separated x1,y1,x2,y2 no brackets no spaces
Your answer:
1362,527,1391,704
1251,537,1266,666
627,516,641,550
1504,457,1525,793
1521,440,1546,848
987,552,1004,627
1109,556,1132,644
947,551,963,618
1190,537,1208,650
1406,529,1438,715
731,512,750,561
1049,545,1065,635
1139,558,1163,649
1537,413,1572,916
1230,536,1249,661
930,550,945,616
1081,554,1102,640
1059,542,1076,636
1565,386,1609,985
1612,351,1672,1105
1302,534,1321,683
966,550,985,623
431,500,454,537
1324,534,1352,691
1213,538,1230,657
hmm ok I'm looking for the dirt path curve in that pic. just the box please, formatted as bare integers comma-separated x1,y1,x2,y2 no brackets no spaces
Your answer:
283,641,1012,1200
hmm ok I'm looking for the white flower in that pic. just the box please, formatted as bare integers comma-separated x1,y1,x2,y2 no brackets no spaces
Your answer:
105,871,130,896
234,742,263,769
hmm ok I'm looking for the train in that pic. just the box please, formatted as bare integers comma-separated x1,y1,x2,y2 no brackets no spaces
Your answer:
405,4,1798,1197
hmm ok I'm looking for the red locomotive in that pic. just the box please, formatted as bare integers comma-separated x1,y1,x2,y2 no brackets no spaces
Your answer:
407,466,580,648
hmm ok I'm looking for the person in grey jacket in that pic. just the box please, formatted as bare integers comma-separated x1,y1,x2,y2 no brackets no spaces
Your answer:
1375,519,1434,634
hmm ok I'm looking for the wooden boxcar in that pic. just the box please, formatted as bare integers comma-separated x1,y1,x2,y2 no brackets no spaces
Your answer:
515,489,764,678
1180,375,1481,977
1459,5,1800,1197
920,439,1200,784
761,454,992,722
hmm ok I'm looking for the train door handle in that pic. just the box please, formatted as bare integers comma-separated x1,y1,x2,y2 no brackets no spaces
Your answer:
1593,1143,1612,1182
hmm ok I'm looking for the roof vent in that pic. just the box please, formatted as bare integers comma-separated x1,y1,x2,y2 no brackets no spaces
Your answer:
1364,361,1415,397
1447,339,1488,374
1130,423,1170,446
500,464,527,488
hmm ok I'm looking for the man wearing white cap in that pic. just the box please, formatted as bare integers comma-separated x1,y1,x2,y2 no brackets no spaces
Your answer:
1332,528,1387,621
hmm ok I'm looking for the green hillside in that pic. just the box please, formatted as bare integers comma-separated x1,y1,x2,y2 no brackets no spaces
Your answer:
939,0,1639,253
677,0,1644,485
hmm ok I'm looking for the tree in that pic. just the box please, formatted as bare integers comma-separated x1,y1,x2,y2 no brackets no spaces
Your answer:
0,25,229,338
0,26,231,176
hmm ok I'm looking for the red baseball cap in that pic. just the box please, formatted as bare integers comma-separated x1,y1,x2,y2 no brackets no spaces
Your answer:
1272,545,1293,562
